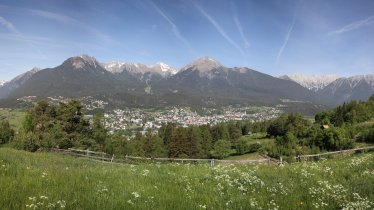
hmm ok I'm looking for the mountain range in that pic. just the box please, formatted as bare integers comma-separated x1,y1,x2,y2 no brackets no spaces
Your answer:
282,74,374,105
0,55,373,111
280,74,339,92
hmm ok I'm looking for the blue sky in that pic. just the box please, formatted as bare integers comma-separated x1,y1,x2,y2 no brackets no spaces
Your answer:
0,0,374,80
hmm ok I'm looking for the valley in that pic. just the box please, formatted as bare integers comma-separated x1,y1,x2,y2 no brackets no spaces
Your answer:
1,0,374,209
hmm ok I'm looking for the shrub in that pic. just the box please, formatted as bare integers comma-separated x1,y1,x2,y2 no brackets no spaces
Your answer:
0,120,14,145
248,143,261,153
211,139,231,159
357,126,374,143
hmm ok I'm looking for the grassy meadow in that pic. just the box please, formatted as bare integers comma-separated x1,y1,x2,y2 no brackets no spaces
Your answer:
1,148,373,210
0,108,26,129
224,133,274,161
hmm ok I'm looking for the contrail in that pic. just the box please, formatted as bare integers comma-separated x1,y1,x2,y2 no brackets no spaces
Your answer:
233,16,250,49
193,2,245,56
27,9,119,45
231,2,250,50
276,16,296,65
0,15,46,59
148,0,197,55
328,15,374,35
0,16,20,34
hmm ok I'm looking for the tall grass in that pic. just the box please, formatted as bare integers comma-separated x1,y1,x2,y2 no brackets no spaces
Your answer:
0,148,373,209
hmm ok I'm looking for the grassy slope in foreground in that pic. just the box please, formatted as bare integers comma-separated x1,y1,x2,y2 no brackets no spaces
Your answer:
0,148,373,210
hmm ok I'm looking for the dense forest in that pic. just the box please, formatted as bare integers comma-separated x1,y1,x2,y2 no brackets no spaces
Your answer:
0,95,373,161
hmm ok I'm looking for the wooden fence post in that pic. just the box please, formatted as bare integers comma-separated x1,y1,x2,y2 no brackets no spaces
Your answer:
210,159,214,167
86,149,89,157
280,156,283,165
111,154,114,163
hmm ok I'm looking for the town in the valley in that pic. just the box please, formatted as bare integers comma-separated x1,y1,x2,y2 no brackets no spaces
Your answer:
17,95,283,136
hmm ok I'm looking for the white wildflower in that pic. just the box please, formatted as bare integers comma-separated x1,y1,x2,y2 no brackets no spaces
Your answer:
141,169,150,176
198,204,207,209
132,191,140,198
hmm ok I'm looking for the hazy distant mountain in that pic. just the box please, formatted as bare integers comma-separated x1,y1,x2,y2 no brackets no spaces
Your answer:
0,55,340,110
280,74,339,92
0,80,5,87
317,75,374,105
0,67,41,98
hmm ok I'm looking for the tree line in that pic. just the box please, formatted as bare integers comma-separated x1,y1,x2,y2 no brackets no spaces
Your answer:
265,94,374,160
0,94,373,160
0,100,270,159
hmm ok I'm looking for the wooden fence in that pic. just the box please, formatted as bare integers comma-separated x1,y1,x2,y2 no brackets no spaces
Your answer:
295,146,374,162
50,148,279,166
49,146,374,165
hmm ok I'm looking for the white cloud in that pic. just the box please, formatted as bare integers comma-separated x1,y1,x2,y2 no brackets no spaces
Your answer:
328,15,374,35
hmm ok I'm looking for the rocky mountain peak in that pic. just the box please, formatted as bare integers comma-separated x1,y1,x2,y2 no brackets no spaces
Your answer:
150,62,177,75
181,56,223,72
64,54,101,70
30,67,41,73
12,67,41,82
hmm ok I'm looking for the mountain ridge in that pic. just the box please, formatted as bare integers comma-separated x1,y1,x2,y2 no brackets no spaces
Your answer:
317,74,374,105
280,74,339,92
281,73,374,105
0,55,372,110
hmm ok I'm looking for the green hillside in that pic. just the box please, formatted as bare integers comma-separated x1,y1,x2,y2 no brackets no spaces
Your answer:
0,148,373,210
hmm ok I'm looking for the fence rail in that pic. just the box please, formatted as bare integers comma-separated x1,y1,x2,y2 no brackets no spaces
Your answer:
49,146,374,165
296,146,374,162
49,148,278,166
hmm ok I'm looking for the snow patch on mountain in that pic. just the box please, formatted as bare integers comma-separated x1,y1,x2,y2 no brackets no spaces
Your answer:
103,61,126,73
281,74,339,91
103,61,177,77
151,62,177,75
